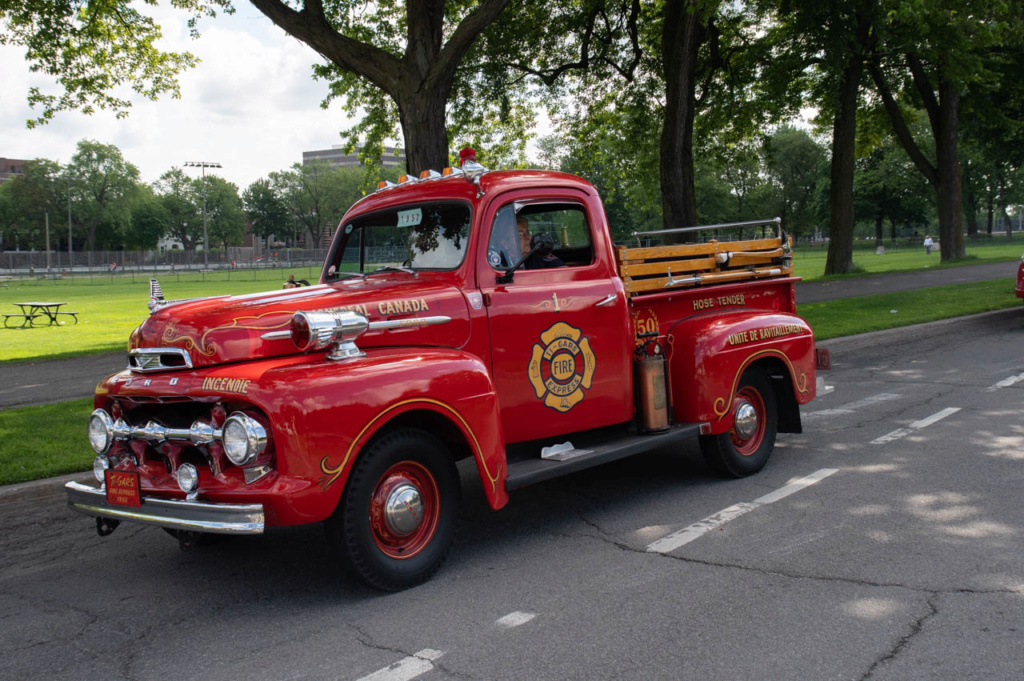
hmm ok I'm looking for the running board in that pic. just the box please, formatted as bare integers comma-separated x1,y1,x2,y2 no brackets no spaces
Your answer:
504,422,703,491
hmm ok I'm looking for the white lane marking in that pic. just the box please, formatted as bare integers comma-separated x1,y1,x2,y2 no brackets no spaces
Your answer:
496,611,536,629
986,373,1024,392
804,393,901,419
752,468,840,504
871,407,961,444
646,469,839,554
356,649,444,681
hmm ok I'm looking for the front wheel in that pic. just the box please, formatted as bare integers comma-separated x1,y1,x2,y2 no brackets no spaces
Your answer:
699,367,778,478
328,428,460,591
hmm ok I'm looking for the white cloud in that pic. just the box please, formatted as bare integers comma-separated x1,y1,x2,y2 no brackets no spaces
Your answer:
1,4,355,191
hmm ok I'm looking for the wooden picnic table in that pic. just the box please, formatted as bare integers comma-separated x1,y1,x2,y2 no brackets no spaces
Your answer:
3,302,78,328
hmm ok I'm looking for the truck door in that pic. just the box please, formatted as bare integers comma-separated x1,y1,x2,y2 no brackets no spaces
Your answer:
478,192,633,444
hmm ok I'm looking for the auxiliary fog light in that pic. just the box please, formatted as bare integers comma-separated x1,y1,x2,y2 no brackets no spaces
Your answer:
88,409,115,454
93,455,110,483
222,414,267,467
177,463,199,495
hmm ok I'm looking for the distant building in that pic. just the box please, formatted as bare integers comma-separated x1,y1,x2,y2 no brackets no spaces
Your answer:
0,157,29,185
302,144,405,169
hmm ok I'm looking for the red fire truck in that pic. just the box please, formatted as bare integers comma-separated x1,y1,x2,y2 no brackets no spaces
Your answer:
67,156,820,590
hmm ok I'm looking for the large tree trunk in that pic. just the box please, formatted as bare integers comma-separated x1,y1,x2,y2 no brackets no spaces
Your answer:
871,55,965,262
824,39,864,275
396,87,452,174
933,79,965,260
659,0,703,234
249,0,510,174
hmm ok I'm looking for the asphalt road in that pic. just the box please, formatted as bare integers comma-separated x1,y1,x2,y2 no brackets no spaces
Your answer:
2,309,1023,680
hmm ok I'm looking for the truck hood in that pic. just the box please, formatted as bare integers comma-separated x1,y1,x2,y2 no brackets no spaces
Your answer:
128,278,472,370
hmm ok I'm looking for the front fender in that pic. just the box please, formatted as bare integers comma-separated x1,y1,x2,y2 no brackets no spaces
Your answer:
247,347,507,520
667,310,816,434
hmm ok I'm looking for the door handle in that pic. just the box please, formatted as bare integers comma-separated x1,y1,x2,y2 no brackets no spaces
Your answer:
595,293,617,307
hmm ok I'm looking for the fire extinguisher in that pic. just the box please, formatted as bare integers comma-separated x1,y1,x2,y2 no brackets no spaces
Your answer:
635,332,670,432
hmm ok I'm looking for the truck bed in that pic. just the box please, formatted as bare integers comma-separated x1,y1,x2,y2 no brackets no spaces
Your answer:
616,234,793,296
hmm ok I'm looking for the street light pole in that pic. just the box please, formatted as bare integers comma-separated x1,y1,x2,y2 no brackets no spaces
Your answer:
185,161,222,269
59,173,72,270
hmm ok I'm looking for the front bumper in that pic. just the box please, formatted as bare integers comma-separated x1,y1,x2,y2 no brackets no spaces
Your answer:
65,481,265,535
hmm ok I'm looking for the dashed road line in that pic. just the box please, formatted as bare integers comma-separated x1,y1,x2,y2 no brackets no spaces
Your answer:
356,649,444,681
804,392,901,419
646,468,839,554
986,373,1024,392
871,407,960,445
496,611,536,629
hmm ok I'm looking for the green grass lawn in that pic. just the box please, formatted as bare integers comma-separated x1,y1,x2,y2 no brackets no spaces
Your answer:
800,278,1020,340
793,235,1024,280
0,398,93,485
0,268,321,363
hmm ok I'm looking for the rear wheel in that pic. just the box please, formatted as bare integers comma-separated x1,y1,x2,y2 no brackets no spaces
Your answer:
699,367,777,477
328,428,460,591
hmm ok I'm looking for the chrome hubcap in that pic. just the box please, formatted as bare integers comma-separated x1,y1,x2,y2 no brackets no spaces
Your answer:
734,401,759,440
384,483,423,536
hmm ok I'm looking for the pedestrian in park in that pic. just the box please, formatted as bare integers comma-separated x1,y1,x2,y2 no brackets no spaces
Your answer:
924,234,934,255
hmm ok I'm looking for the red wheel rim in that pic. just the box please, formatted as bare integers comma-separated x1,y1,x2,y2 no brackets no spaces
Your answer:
730,386,766,457
368,461,440,559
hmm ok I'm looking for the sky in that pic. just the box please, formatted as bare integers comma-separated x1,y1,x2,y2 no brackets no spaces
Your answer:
1,4,364,191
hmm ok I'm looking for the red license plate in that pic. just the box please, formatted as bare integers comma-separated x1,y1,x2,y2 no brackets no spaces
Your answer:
105,470,141,508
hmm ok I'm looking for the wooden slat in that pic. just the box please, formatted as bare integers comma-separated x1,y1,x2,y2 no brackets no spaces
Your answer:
718,248,784,267
620,256,718,278
715,237,782,252
617,242,719,262
623,266,790,294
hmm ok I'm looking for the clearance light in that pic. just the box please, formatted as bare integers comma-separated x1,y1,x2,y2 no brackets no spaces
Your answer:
419,169,442,180
93,455,110,482
376,180,396,191
177,463,199,496
442,167,463,177
291,310,369,360
397,174,419,185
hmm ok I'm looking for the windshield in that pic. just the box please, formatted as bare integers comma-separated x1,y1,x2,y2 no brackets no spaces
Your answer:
325,202,472,279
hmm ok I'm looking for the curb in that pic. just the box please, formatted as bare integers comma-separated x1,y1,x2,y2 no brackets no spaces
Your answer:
816,307,1020,353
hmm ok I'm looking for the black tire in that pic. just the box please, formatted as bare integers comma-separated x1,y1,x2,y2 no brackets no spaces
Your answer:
328,428,460,591
699,366,777,478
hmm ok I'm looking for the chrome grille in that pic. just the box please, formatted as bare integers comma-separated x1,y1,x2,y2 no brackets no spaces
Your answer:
128,347,193,372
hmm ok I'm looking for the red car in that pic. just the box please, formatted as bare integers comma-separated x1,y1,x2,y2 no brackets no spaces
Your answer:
1017,255,1024,300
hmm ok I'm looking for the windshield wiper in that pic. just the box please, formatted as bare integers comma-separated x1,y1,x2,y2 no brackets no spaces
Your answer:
370,265,418,277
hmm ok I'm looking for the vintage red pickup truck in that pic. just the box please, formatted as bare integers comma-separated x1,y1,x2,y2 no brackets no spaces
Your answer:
67,157,820,590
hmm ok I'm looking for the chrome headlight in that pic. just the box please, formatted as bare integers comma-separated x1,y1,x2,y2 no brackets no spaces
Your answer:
88,409,114,454
222,414,267,466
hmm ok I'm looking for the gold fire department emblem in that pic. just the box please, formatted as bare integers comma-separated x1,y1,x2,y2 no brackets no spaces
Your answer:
528,322,596,413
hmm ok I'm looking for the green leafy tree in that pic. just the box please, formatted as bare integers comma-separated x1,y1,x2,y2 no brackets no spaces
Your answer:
0,0,225,126
65,140,141,252
128,187,170,250
270,161,361,248
764,0,881,274
155,168,202,256
867,0,1018,261
243,178,290,246
0,158,63,250
203,176,245,252
763,126,829,238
